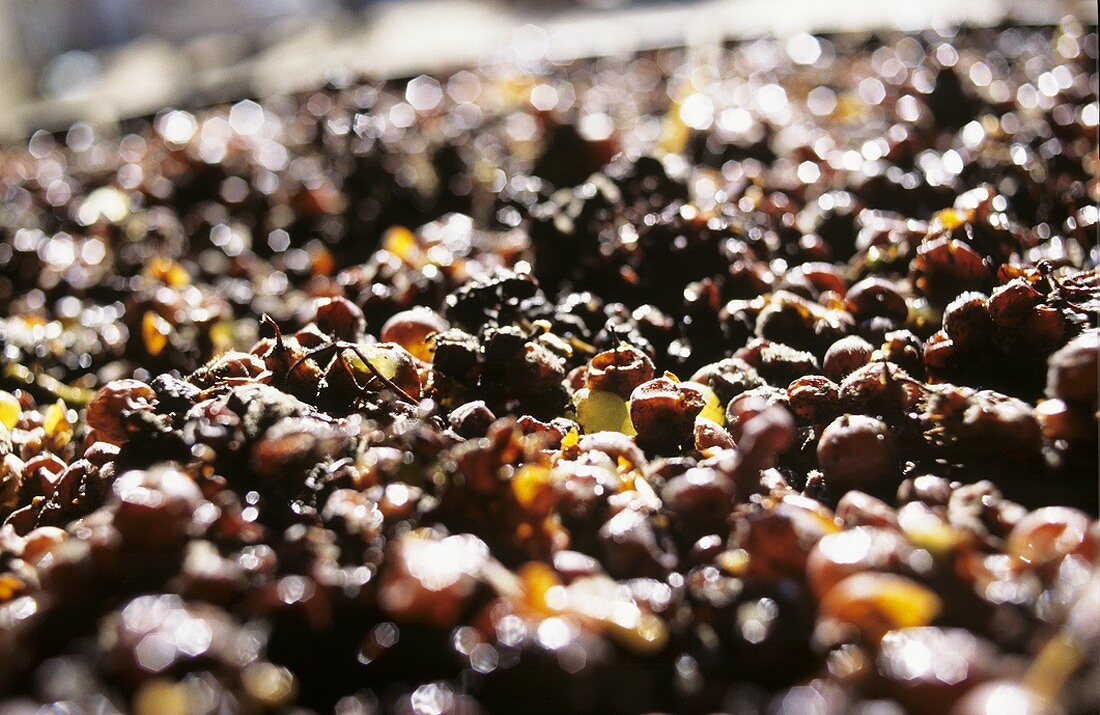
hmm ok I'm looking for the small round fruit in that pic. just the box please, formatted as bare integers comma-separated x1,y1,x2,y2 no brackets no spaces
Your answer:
381,308,449,362
817,414,899,494
572,388,635,435
819,572,942,641
823,336,875,381
629,377,706,452
585,345,655,398
1006,506,1097,570
1046,332,1098,405
942,291,991,350
306,296,366,340
86,379,158,445
846,278,909,322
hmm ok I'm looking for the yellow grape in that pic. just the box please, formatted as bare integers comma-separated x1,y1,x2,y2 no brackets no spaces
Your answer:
0,391,19,430
572,388,636,435
684,381,725,426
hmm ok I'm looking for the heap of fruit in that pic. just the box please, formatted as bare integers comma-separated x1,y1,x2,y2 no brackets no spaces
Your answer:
0,21,1097,715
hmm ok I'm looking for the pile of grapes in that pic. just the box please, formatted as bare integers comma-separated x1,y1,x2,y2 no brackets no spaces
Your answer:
0,21,1096,715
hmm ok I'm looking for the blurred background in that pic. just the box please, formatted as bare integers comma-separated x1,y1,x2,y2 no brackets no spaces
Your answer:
0,0,1094,139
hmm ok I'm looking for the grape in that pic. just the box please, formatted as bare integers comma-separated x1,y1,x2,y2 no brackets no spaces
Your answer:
571,388,635,435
